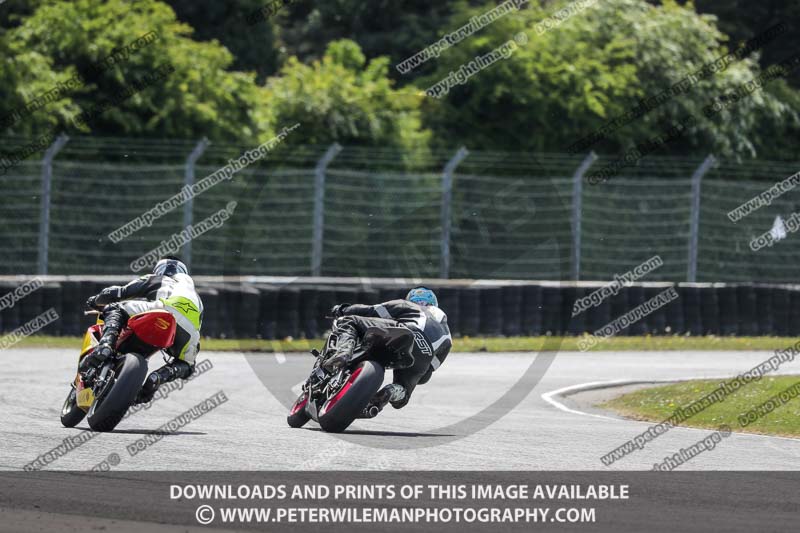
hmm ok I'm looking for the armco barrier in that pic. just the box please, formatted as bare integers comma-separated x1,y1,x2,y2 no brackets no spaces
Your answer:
521,285,543,336
791,291,800,336
2,276,800,340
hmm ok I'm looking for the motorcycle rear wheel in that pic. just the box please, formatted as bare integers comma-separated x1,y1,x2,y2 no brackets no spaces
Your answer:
87,353,148,432
318,360,384,433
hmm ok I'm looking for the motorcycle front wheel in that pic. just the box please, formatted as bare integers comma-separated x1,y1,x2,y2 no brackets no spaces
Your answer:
60,386,87,428
287,392,311,428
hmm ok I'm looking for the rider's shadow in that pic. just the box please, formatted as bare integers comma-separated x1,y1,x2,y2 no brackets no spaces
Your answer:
74,426,206,436
303,427,454,438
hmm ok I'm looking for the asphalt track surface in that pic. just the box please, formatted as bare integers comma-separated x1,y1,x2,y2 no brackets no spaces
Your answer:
3,348,800,471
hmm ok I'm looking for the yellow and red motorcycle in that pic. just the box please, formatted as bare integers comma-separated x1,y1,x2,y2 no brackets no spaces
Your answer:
60,309,177,432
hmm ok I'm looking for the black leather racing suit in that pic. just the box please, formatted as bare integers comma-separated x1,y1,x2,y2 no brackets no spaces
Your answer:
331,299,452,409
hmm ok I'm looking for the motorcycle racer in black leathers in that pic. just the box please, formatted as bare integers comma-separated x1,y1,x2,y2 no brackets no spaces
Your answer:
80,256,203,405
324,287,452,414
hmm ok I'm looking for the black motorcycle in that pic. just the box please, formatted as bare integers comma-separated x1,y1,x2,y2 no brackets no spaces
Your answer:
287,322,410,433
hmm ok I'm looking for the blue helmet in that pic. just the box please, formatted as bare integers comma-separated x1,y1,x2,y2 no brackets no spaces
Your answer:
406,287,438,307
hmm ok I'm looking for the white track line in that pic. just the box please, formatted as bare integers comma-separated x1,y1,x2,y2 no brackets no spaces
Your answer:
291,380,306,396
541,380,640,422
541,378,800,443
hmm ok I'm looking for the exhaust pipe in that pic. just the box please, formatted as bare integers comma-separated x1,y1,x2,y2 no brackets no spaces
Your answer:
359,404,381,419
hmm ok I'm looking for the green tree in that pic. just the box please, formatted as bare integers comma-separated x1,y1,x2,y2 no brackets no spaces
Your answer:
2,0,261,141
0,31,80,135
259,39,431,152
680,0,800,89
0,0,48,30
165,0,281,82
278,0,477,81
419,0,798,158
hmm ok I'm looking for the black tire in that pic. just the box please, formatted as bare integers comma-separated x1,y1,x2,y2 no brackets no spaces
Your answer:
60,386,86,428
87,353,148,432
318,360,384,433
287,392,311,428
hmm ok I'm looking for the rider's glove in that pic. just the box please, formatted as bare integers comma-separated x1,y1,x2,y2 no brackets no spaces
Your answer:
87,287,123,310
93,343,114,362
86,295,102,310
80,342,114,371
330,304,348,318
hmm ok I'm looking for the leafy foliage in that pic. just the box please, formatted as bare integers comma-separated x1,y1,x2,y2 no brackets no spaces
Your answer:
165,0,281,82
2,0,260,141
260,39,431,151
0,0,797,159
277,0,476,80
419,0,797,157
688,0,800,89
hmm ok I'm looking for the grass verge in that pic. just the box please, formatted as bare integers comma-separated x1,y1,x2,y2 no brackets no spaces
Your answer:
601,376,800,438
11,335,800,352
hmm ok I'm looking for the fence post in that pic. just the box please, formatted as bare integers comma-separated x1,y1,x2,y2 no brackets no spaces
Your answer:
311,143,342,277
37,134,69,275
687,154,716,282
182,138,209,269
571,152,597,281
440,146,469,279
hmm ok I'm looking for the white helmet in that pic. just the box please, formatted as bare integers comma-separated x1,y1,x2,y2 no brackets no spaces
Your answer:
153,256,188,277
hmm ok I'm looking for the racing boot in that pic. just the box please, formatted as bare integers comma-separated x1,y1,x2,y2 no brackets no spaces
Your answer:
365,383,407,415
79,306,127,372
322,329,357,371
136,360,193,405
